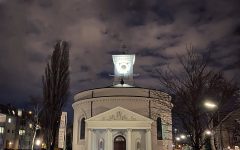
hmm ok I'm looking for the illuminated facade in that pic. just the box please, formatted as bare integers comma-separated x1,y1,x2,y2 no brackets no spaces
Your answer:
72,54,173,150
0,104,34,149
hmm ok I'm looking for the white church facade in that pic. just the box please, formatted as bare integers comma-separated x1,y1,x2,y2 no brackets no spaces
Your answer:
72,54,173,150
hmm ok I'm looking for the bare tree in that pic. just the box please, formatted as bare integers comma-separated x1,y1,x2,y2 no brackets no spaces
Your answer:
155,46,238,150
42,40,70,150
30,104,42,150
23,96,43,150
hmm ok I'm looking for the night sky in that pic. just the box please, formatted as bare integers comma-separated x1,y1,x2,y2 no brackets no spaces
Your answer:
0,0,240,118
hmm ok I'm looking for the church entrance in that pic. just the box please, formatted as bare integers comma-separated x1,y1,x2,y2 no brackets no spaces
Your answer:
114,135,126,150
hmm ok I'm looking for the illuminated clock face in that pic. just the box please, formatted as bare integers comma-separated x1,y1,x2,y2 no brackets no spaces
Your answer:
117,62,130,74
112,54,135,76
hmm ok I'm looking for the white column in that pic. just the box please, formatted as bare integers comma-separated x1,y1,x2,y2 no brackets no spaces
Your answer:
107,128,112,150
127,129,132,150
146,129,152,150
92,130,96,150
87,129,92,150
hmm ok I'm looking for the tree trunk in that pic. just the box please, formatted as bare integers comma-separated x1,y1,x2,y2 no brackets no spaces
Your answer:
31,129,37,150
219,124,223,150
50,114,61,150
210,134,216,150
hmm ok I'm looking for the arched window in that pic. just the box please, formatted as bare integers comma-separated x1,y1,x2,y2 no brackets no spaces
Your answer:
157,117,163,140
98,138,104,150
80,118,85,139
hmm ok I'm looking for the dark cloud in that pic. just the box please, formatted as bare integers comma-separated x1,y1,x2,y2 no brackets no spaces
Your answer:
38,0,53,8
79,65,90,72
136,48,172,59
0,0,239,119
28,51,46,62
78,78,92,84
233,25,240,36
96,71,112,79
25,21,42,35
140,65,155,73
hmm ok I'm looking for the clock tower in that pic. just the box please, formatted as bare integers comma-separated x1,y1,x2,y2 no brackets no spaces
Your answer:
112,54,135,86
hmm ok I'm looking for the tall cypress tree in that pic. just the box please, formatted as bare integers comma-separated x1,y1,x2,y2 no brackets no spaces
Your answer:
42,40,70,150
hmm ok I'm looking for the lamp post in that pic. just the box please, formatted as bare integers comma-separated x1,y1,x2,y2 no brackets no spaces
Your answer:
204,100,219,150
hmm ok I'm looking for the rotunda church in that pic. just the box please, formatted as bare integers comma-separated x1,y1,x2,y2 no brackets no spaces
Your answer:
72,54,173,150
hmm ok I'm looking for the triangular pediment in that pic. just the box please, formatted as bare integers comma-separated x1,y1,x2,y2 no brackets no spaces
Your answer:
86,107,153,122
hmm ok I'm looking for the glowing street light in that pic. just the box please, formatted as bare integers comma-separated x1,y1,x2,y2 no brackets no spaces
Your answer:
180,134,186,139
176,137,181,141
204,101,217,109
205,130,212,135
35,139,41,146
8,141,13,148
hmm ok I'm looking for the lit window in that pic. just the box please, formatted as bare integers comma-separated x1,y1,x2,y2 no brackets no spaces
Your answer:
19,129,25,135
29,123,33,128
0,127,4,133
18,110,22,117
8,118,12,123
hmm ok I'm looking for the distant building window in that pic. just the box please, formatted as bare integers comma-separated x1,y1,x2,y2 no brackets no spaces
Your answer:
19,129,25,135
157,117,163,140
12,130,14,134
8,118,11,123
80,118,85,139
7,129,10,133
0,127,4,133
98,138,104,150
18,109,22,117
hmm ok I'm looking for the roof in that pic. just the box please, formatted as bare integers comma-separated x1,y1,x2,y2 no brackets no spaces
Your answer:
74,87,171,102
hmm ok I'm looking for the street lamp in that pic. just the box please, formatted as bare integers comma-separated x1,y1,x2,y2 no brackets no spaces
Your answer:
35,139,41,146
29,111,32,115
180,134,186,139
205,129,212,135
204,101,217,109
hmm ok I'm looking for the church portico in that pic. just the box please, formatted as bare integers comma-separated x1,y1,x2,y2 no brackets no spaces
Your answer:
85,107,153,150
86,128,151,150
